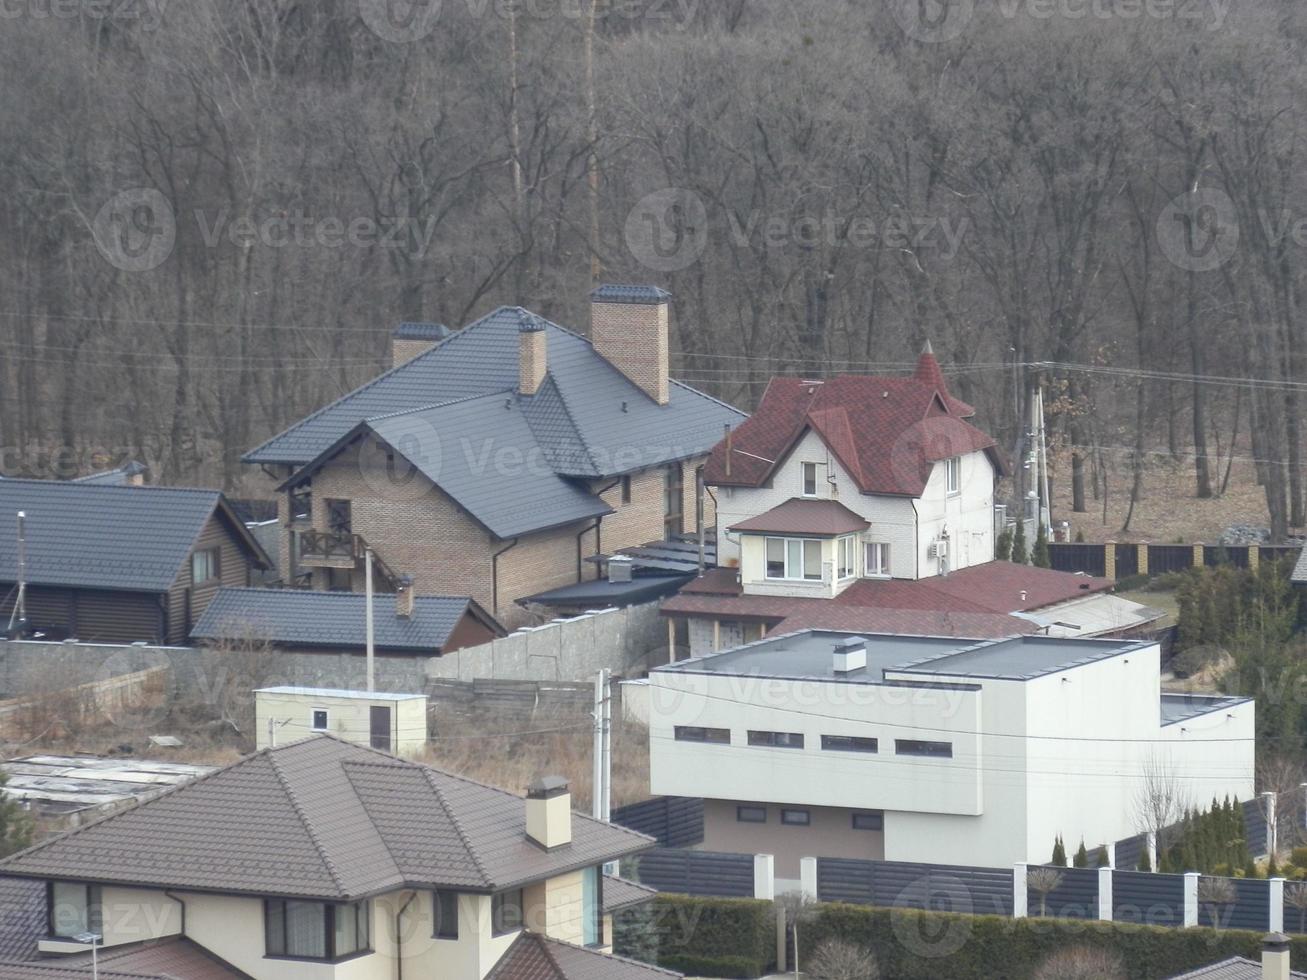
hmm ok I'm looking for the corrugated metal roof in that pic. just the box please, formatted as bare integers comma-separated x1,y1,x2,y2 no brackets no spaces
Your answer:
0,480,261,593
190,587,499,652
0,735,651,901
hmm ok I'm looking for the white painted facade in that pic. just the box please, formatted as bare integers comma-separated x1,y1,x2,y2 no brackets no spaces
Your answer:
713,429,995,583
254,686,428,757
648,634,1254,868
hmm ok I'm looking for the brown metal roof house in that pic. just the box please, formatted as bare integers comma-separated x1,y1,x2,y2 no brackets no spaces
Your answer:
0,479,270,645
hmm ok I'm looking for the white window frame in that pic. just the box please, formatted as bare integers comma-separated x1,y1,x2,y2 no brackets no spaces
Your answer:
837,535,856,580
801,461,819,497
764,537,823,581
945,456,961,495
864,541,891,578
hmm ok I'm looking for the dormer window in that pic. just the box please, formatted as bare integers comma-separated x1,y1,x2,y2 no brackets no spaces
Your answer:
801,462,819,497
945,456,961,495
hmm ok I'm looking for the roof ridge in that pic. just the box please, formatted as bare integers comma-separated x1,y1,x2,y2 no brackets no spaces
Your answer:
266,750,349,899
538,371,600,473
420,766,494,887
536,933,684,977
534,931,570,980
0,478,220,497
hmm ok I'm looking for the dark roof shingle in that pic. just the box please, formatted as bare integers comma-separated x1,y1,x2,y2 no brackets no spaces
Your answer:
728,498,870,536
486,932,681,980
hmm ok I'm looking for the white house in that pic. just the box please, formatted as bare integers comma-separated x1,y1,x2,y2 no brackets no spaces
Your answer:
647,629,1253,880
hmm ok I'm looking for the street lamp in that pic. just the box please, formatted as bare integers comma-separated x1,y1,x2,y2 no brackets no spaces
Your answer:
73,931,102,980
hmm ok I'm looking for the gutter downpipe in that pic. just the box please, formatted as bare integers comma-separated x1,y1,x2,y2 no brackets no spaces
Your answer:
395,890,417,980
491,537,520,619
162,891,187,937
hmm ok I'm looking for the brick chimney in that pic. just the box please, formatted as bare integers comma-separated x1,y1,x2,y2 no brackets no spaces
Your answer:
395,575,415,619
392,322,450,368
590,285,670,406
1264,932,1291,980
525,775,571,850
518,313,547,396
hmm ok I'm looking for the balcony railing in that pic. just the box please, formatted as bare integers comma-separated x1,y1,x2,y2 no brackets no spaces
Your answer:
297,529,358,566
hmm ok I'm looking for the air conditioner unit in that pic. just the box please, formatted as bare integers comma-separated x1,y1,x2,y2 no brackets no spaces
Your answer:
930,539,949,559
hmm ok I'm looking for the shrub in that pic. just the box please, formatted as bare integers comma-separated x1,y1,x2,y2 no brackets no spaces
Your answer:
1031,946,1127,980
659,953,762,977
615,895,775,976
808,938,880,980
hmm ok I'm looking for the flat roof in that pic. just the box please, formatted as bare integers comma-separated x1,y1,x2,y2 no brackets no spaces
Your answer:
657,629,1152,683
255,686,426,701
0,755,216,815
1160,692,1252,726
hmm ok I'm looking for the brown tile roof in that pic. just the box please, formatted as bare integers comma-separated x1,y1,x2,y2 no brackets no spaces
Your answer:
485,932,682,980
47,937,250,979
0,736,651,901
727,498,869,536
602,874,656,913
704,350,1000,496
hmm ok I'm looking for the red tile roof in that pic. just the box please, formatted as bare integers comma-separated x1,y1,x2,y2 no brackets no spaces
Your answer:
704,349,1000,496
728,498,869,536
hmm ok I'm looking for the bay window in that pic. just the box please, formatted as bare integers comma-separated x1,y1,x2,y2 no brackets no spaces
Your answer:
764,537,822,581
837,535,855,579
265,899,370,960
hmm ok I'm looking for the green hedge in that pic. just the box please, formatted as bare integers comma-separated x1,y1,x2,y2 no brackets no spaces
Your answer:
614,895,775,976
805,903,1307,980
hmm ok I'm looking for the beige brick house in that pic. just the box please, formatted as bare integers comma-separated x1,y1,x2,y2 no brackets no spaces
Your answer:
243,286,743,628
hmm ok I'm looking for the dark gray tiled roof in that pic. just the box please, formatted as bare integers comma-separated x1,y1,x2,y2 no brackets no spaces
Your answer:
486,932,682,980
190,587,499,652
245,306,743,473
1167,956,1307,979
522,574,691,609
602,874,657,913
590,284,672,304
0,876,45,963
0,736,651,901
0,480,262,593
393,321,451,341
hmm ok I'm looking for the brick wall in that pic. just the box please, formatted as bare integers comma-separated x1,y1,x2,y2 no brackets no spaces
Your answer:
391,338,437,368
591,300,669,405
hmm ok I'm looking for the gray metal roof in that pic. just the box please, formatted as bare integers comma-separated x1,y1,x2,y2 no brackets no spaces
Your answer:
890,635,1151,680
0,876,45,963
590,284,672,304
1160,693,1252,726
191,587,499,652
521,574,691,609
0,735,652,901
0,480,265,593
245,305,744,474
1167,956,1307,979
392,321,451,341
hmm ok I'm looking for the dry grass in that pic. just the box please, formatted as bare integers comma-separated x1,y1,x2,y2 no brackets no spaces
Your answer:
418,706,651,810
1042,453,1286,544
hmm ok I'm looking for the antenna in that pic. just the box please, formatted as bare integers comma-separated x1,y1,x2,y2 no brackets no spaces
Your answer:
7,512,26,637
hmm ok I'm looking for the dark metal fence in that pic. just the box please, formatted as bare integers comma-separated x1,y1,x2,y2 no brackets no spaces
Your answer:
631,848,754,898
1114,834,1146,871
1116,543,1139,578
815,858,1012,916
1112,870,1184,926
612,796,705,848
1243,798,1269,858
1043,541,1298,578
1148,545,1195,575
1199,876,1271,931
1030,866,1098,919
1049,544,1107,577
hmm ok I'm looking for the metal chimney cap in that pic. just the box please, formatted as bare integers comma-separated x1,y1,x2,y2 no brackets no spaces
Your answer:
833,636,867,652
1263,932,1291,951
526,775,570,799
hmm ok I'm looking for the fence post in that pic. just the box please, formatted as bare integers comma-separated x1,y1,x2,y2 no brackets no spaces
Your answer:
1105,541,1116,579
1098,866,1113,921
800,857,818,902
1013,863,1028,919
1270,877,1285,933
1146,832,1157,873
1105,842,1116,870
1183,871,1199,927
1139,542,1150,576
753,854,774,901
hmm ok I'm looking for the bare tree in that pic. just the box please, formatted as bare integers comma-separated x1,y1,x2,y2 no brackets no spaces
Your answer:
1031,946,1127,980
1197,876,1237,929
807,938,880,980
1027,867,1064,917
1134,752,1190,864
1284,882,1307,933
776,891,818,979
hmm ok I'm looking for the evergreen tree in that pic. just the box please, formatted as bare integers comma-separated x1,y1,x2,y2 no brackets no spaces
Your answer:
1138,848,1152,872
1052,835,1066,867
1032,522,1051,568
1012,520,1028,565
1094,845,1110,869
996,528,1013,561
1073,841,1089,868
0,773,30,858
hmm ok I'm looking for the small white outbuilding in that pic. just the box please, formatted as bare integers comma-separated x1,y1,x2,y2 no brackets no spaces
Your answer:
254,686,428,757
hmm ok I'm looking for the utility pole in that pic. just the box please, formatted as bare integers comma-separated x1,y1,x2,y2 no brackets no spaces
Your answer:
592,668,616,873
365,547,375,693
1037,386,1052,536
7,511,26,637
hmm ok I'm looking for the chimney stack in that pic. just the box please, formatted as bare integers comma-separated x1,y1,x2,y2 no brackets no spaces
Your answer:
608,554,634,584
395,575,415,619
518,313,548,396
590,285,671,406
1264,933,1291,980
392,322,450,368
525,775,572,850
833,636,867,675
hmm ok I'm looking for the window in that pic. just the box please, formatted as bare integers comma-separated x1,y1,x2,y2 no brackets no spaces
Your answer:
864,542,891,577
432,891,458,940
764,537,822,581
674,725,729,744
664,465,684,536
191,548,220,585
289,484,311,524
736,805,767,823
265,899,370,961
837,536,855,579
747,730,804,749
852,812,884,831
621,475,632,505
325,498,352,534
821,734,878,754
945,456,961,494
896,739,953,758
49,882,101,939
491,889,524,937
802,461,819,496
781,809,810,826
581,866,602,947
311,709,329,732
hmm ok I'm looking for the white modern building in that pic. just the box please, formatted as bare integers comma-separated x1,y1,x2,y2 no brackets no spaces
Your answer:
648,629,1254,878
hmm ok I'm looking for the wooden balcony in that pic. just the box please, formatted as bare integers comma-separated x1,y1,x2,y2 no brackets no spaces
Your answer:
294,529,401,590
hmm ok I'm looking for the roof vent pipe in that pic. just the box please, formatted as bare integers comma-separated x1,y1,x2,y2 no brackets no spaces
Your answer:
833,636,867,674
